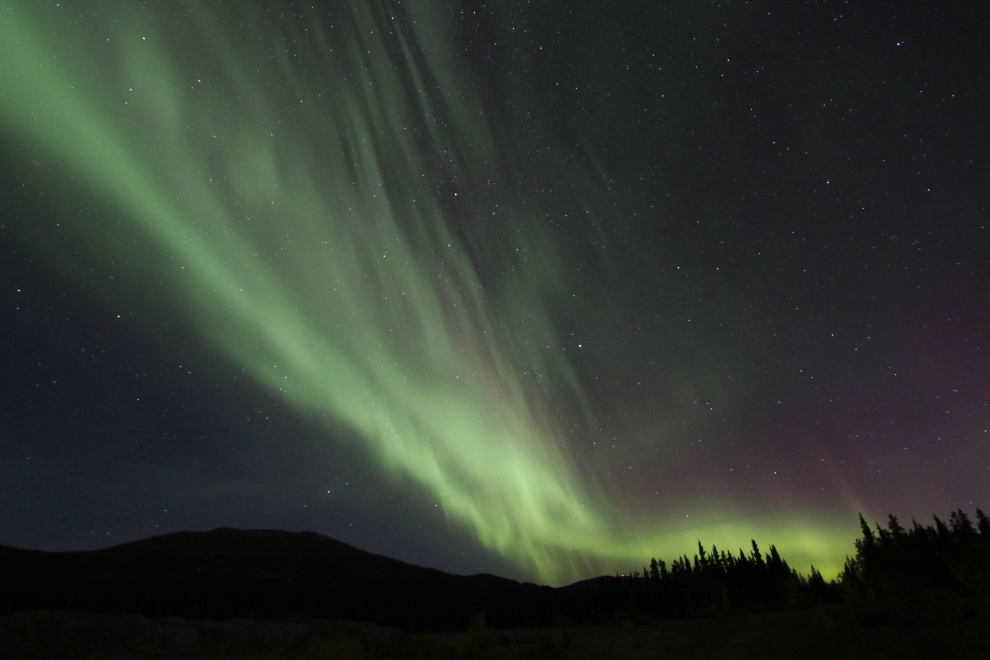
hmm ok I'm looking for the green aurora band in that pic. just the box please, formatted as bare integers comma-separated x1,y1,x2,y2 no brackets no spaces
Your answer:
1,0,852,583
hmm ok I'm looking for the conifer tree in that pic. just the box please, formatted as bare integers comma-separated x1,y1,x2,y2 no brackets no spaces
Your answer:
933,514,950,538
949,509,976,538
976,508,990,537
887,514,905,538
751,540,765,569
858,514,876,548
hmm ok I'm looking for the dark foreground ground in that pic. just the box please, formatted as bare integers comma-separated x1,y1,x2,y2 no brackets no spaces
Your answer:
3,606,984,660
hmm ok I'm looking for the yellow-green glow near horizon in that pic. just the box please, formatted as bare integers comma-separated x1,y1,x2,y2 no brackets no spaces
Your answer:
1,0,853,583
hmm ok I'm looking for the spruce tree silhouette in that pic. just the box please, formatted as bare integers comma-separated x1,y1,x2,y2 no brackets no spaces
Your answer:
977,508,990,537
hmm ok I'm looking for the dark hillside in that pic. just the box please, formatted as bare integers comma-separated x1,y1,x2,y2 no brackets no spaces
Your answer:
0,529,562,631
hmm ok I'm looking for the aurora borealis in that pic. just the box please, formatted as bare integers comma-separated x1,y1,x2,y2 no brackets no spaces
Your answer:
1,1,987,585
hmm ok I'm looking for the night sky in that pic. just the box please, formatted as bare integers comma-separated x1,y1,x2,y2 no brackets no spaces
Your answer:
1,0,987,586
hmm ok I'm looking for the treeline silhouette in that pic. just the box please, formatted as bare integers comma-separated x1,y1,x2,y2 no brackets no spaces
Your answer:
842,508,990,628
2,508,987,636
568,539,840,624
0,528,839,630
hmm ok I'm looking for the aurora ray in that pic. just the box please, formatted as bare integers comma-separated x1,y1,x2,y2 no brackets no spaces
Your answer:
0,0,852,583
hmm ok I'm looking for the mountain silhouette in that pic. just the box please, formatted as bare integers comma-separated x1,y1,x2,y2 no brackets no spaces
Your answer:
0,528,564,631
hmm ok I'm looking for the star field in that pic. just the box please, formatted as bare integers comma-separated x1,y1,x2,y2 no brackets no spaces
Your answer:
0,0,987,585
